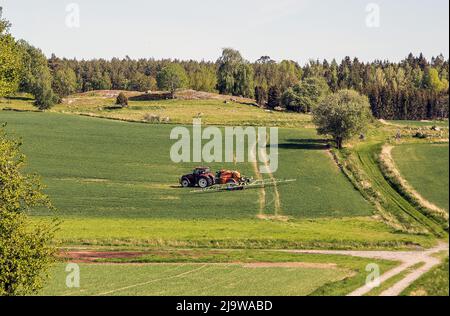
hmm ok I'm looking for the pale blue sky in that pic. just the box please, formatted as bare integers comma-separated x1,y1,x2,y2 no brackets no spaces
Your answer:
1,0,448,63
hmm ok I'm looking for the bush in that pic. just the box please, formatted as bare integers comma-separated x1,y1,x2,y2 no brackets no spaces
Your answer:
116,92,128,107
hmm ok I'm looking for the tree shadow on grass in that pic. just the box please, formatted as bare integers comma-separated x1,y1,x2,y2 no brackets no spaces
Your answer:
277,139,331,150
3,96,34,101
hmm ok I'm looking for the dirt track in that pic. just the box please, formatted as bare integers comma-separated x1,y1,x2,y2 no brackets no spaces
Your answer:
286,242,448,296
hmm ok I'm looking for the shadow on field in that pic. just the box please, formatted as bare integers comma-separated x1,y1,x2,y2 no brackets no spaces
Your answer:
4,96,34,101
277,139,330,150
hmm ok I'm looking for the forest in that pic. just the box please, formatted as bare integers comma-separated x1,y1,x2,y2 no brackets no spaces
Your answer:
1,8,449,120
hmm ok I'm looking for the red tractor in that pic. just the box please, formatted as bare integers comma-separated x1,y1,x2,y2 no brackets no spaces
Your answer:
180,167,216,188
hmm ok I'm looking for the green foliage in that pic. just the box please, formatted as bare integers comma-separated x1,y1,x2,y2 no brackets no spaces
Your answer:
17,40,56,109
313,90,372,148
23,50,448,120
423,67,449,93
129,73,156,92
188,64,217,93
156,64,188,93
116,92,128,107
254,86,267,106
282,77,330,112
217,48,254,98
0,126,58,296
0,10,22,97
267,86,281,109
52,66,78,99
278,60,302,92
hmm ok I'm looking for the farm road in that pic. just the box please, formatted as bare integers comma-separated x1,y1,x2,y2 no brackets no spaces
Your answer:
286,242,448,296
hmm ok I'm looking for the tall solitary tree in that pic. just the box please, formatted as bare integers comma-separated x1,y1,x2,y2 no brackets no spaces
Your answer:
312,90,372,149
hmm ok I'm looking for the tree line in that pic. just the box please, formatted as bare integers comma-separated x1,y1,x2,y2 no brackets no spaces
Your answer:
1,9,449,119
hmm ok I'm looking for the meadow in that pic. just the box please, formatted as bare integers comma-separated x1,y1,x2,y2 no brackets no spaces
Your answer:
392,143,449,212
0,92,312,128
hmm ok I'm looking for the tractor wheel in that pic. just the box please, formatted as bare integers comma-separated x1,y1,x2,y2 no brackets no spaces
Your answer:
181,178,191,188
207,176,214,187
198,177,209,188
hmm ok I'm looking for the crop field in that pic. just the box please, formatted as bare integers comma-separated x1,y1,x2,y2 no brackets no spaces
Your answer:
392,143,449,212
2,111,371,219
1,110,437,249
40,251,398,296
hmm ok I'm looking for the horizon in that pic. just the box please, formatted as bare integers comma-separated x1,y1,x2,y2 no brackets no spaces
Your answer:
0,0,448,64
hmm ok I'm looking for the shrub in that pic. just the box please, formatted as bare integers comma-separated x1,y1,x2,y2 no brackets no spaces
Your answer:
116,92,128,107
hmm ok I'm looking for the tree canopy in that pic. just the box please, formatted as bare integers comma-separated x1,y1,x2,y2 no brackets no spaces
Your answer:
0,126,58,296
0,9,21,97
156,64,188,93
17,40,57,109
312,90,373,149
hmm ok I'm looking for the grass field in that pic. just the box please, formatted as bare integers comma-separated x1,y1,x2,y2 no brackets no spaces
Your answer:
53,217,435,249
41,263,352,296
2,111,372,219
2,110,439,249
392,143,449,212
387,120,449,128
2,109,442,249
40,251,398,296
0,93,312,128
401,257,449,296
1,92,448,297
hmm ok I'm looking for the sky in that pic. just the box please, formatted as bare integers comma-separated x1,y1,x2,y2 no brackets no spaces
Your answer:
0,0,448,64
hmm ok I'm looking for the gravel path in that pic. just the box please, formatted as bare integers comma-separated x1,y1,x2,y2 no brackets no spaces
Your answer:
286,242,448,296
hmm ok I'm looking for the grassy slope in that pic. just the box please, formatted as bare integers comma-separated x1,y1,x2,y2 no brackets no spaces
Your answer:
40,251,398,296
392,143,449,212
0,94,311,128
401,257,449,296
357,143,444,235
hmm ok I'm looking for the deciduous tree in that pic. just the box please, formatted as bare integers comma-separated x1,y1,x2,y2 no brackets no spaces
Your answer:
312,90,372,149
0,126,58,296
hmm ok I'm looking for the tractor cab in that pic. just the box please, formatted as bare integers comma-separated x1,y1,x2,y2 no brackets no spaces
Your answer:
193,167,211,175
180,167,216,188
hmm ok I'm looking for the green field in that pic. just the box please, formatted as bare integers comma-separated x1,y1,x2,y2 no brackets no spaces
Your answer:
41,263,350,296
40,251,398,296
392,143,449,212
1,110,440,249
387,120,449,128
1,111,373,220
